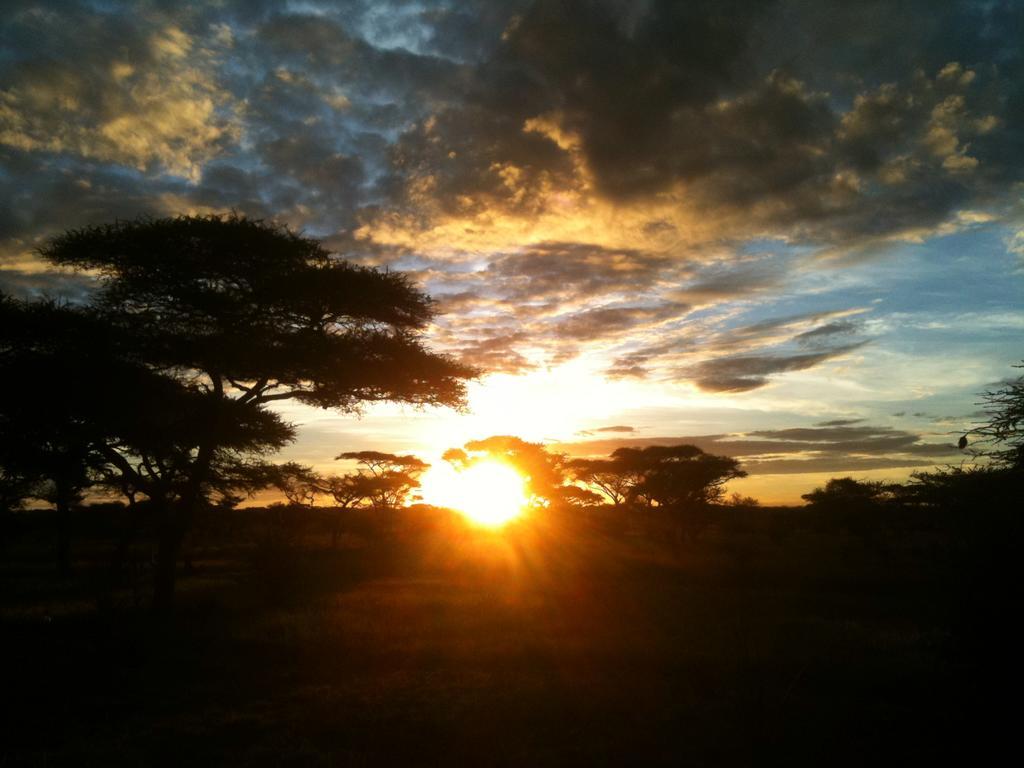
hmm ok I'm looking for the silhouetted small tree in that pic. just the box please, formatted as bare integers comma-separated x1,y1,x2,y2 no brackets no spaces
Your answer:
316,472,372,547
612,445,746,510
274,464,324,509
560,485,604,508
801,477,895,511
801,476,901,550
336,451,430,508
726,492,760,508
567,457,639,506
969,364,1024,470
570,445,745,546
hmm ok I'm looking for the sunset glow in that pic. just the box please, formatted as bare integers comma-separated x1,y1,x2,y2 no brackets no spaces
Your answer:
420,459,529,527
2,1,1022,506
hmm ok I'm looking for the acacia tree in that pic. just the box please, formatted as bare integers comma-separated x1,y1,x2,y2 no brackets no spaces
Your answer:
568,457,644,507
611,445,746,509
1,298,98,574
39,214,474,609
1,295,295,580
336,451,430,508
320,472,379,547
800,476,907,550
274,464,324,509
602,445,746,546
969,364,1024,470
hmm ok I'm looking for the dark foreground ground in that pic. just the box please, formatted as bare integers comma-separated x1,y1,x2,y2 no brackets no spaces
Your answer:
1,506,1016,766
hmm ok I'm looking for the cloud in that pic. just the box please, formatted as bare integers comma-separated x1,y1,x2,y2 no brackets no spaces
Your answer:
1,0,1021,401
360,1,1023,264
551,303,686,342
556,422,960,475
794,320,861,347
0,12,237,180
690,344,868,392
450,332,536,375
483,242,671,303
0,268,95,302
598,308,871,391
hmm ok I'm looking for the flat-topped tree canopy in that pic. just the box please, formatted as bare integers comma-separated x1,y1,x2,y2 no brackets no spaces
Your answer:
336,451,430,475
610,445,746,508
39,214,476,411
0,295,293,501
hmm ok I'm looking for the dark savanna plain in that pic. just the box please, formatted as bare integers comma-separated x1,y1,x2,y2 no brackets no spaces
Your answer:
2,1,1024,766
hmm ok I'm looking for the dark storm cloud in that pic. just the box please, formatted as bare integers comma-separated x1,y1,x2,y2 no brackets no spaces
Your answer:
257,12,471,108
493,0,767,200
384,103,577,218
5,0,1021,239
259,134,365,207
0,154,190,259
377,0,1024,253
2,0,1022,392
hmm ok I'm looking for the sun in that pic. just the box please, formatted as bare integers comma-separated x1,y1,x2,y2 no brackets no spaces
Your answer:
420,459,529,527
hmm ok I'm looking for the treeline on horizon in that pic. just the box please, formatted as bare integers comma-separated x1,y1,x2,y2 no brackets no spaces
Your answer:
2,214,1022,613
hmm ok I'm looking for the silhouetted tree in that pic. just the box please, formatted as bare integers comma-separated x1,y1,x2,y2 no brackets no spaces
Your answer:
726,492,760,508
0,299,160,574
800,476,910,555
612,445,747,509
567,457,639,506
37,214,474,609
317,472,373,547
801,477,895,512
274,464,324,509
560,485,604,508
336,451,429,508
323,473,373,510
969,364,1024,470
574,445,746,546
1,299,94,574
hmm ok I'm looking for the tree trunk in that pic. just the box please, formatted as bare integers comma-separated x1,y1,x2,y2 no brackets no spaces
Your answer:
154,439,215,612
153,502,184,613
100,499,142,612
55,487,72,578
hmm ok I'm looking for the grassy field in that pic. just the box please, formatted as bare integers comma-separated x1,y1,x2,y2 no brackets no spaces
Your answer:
0,507,1006,766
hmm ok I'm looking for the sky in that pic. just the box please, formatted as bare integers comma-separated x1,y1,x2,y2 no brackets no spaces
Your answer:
1,0,1022,503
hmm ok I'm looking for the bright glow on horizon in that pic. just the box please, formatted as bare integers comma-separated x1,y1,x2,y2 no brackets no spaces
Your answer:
420,459,528,527
407,361,682,455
